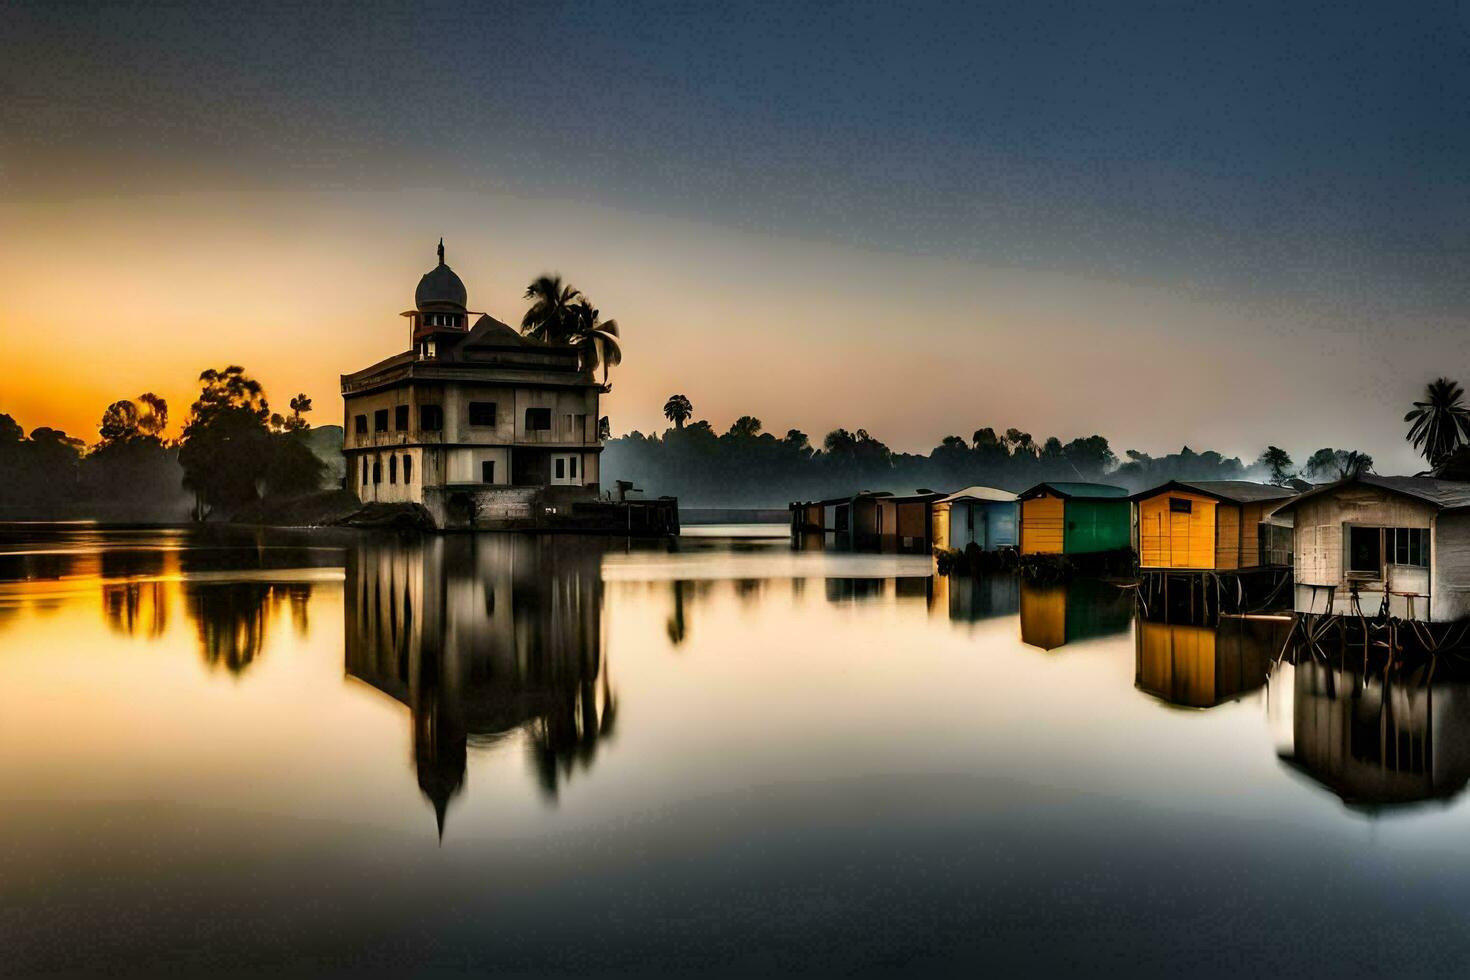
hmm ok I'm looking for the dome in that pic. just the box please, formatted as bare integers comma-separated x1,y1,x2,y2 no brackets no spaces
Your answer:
415,239,468,312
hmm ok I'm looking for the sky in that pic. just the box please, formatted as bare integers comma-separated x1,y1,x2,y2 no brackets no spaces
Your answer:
3,0,1469,472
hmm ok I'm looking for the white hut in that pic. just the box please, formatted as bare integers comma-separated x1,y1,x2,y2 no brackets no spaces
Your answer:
932,486,1019,551
1267,476,1470,622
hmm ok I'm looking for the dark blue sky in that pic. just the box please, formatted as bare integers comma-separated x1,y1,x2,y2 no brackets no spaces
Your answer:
9,1,1469,297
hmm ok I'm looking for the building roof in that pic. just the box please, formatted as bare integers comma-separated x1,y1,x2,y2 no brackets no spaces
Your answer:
939,485,1017,504
415,241,468,312
1018,481,1129,500
461,313,527,348
1267,475,1470,516
1130,480,1297,505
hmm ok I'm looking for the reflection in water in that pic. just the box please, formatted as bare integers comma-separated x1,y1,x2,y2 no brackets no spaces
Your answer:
184,582,314,674
667,580,690,646
1274,657,1470,810
1019,578,1132,651
101,549,171,638
947,574,1020,624
345,535,613,835
1135,617,1287,709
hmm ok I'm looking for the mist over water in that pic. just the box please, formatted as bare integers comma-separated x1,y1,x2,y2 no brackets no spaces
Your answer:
3,525,1470,976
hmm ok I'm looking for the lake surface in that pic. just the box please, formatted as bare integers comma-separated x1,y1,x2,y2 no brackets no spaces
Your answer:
4,525,1470,977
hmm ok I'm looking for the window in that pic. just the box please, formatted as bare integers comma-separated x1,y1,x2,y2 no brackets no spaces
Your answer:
354,414,367,435
525,407,552,431
389,455,397,484
575,414,587,439
481,461,495,484
565,414,574,435
469,402,497,426
372,458,382,485
402,455,412,483
374,409,388,433
1347,526,1382,575
554,457,565,480
420,404,443,431
1169,497,1192,514
424,340,437,358
570,456,578,478
1388,527,1429,567
361,457,369,486
395,405,409,431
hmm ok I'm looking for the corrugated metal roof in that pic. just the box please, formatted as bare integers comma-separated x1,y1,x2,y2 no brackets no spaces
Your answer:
939,485,1017,504
1131,480,1296,504
1019,482,1129,500
1268,475,1470,515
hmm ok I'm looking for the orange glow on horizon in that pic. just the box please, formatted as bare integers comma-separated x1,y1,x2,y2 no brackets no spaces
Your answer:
0,189,1443,471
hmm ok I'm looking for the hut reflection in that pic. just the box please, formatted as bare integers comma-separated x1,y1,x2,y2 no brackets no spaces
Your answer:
344,535,612,836
1275,657,1470,809
1134,617,1286,708
1019,578,1132,651
947,574,1019,624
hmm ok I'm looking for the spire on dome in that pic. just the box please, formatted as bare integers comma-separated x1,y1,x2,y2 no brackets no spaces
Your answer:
437,237,445,266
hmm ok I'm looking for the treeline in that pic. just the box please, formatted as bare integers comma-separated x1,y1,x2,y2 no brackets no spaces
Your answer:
0,367,340,522
603,414,1373,507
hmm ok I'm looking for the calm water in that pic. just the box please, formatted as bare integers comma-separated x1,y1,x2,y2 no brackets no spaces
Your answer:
4,526,1470,976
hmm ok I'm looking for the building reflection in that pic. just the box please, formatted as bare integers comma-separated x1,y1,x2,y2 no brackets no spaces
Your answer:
1273,657,1470,809
946,574,1020,624
1019,578,1132,652
1135,617,1286,708
344,534,613,836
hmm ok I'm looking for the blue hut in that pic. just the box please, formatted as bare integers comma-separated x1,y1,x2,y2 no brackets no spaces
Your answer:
933,486,1019,551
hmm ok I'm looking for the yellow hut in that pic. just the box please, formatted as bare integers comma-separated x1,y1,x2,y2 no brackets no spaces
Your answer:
1130,480,1295,571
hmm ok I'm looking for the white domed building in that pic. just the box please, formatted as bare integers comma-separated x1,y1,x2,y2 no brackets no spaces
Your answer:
341,243,606,529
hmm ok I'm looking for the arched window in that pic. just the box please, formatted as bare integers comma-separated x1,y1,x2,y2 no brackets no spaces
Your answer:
372,458,382,484
389,455,397,484
403,454,412,483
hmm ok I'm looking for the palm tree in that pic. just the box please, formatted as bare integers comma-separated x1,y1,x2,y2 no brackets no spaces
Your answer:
663,394,693,428
568,297,622,386
1405,378,1470,468
521,275,582,344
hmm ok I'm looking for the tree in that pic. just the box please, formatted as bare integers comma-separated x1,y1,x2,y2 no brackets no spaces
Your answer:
1060,435,1113,479
285,393,313,432
1255,446,1294,485
663,394,694,428
1004,428,1036,457
521,275,582,344
568,297,622,386
727,416,762,438
1404,377,1470,468
782,429,811,454
262,433,326,497
136,393,168,438
1338,450,1373,479
99,400,141,443
191,365,270,425
178,366,273,520
1305,447,1373,481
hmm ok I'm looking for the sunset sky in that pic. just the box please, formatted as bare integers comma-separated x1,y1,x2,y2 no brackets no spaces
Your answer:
4,1,1469,472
